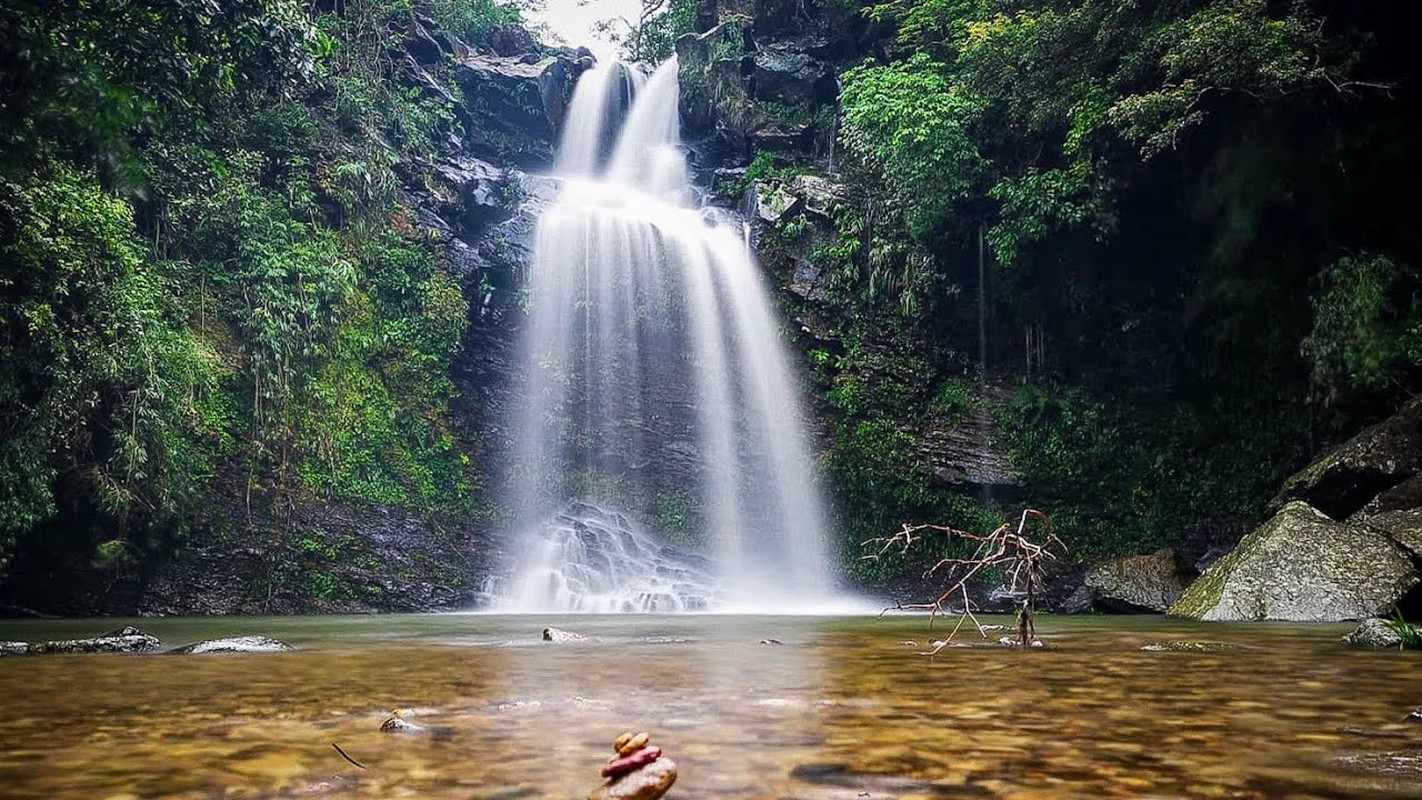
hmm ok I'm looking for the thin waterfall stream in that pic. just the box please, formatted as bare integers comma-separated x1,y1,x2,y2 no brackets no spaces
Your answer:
491,59,842,613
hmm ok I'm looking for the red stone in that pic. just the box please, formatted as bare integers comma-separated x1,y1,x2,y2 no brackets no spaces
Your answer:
600,746,662,779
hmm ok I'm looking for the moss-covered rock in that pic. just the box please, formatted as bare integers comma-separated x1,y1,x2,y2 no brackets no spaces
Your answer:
1169,501,1420,621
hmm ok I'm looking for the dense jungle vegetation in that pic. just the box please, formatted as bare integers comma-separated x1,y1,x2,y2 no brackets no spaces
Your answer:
1,0,1418,604
697,0,1420,568
0,0,520,584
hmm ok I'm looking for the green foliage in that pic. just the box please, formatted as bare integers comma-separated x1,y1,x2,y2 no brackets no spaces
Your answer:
0,0,319,186
0,160,223,568
625,0,698,63
1386,605,1422,650
839,54,986,241
998,382,1308,560
1302,253,1421,405
417,0,520,46
0,0,491,584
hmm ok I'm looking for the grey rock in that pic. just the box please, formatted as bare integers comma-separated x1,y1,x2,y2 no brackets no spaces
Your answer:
31,625,161,654
1169,502,1420,621
431,155,515,234
748,119,814,153
1342,618,1419,649
170,635,294,654
752,43,836,105
783,174,844,218
919,408,1020,491
455,53,576,167
1354,508,1422,559
404,28,446,65
752,182,803,225
1086,549,1191,613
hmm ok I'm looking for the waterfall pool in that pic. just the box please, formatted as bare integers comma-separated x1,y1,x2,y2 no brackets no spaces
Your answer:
1,614,1417,798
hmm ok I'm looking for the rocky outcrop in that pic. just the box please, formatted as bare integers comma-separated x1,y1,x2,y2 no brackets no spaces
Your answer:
1086,549,1191,613
1169,502,1420,621
677,18,846,164
29,625,161,654
1343,618,1421,649
454,52,578,167
137,482,502,615
918,408,1020,492
170,635,294,654
1267,397,1422,519
751,41,838,105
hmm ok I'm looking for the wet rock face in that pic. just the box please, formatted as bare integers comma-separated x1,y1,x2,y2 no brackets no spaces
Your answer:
454,53,578,167
1169,502,1420,621
750,42,837,105
1085,549,1192,613
138,484,500,615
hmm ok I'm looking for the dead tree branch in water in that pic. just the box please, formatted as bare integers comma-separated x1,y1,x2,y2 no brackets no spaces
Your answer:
862,509,1064,652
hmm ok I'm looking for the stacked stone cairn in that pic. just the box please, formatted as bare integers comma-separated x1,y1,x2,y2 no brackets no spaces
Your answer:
589,731,677,800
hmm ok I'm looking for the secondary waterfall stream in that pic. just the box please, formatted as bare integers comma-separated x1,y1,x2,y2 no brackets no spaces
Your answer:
492,59,838,612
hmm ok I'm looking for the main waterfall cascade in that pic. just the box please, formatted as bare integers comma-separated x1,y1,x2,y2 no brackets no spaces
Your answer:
492,59,840,613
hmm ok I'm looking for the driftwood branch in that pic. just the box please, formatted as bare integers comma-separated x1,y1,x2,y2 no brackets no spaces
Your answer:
862,509,1064,651
331,742,367,770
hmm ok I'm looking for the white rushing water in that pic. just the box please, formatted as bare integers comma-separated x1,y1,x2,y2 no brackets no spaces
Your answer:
494,59,841,613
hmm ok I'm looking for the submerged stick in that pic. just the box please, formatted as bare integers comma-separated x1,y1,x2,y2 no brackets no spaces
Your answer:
331,742,367,770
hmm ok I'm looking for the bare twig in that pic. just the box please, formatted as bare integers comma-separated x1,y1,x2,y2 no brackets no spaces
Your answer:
331,742,367,770
863,509,1064,651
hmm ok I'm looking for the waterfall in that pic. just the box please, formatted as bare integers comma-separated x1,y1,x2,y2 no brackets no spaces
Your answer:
493,59,840,613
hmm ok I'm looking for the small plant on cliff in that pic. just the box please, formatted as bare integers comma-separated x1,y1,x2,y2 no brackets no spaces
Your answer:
863,509,1063,651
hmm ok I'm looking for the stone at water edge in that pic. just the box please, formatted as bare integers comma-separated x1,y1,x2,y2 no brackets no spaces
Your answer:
170,635,294,654
1085,549,1191,613
379,711,426,733
542,626,597,643
1342,618,1420,649
28,625,162,654
1168,501,1419,621
589,757,677,800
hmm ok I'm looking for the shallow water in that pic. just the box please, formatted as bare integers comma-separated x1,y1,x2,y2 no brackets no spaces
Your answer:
0,614,1418,799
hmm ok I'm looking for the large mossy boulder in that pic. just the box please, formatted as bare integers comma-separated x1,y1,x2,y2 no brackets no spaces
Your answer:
1267,397,1422,519
1085,549,1191,613
1169,502,1420,621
